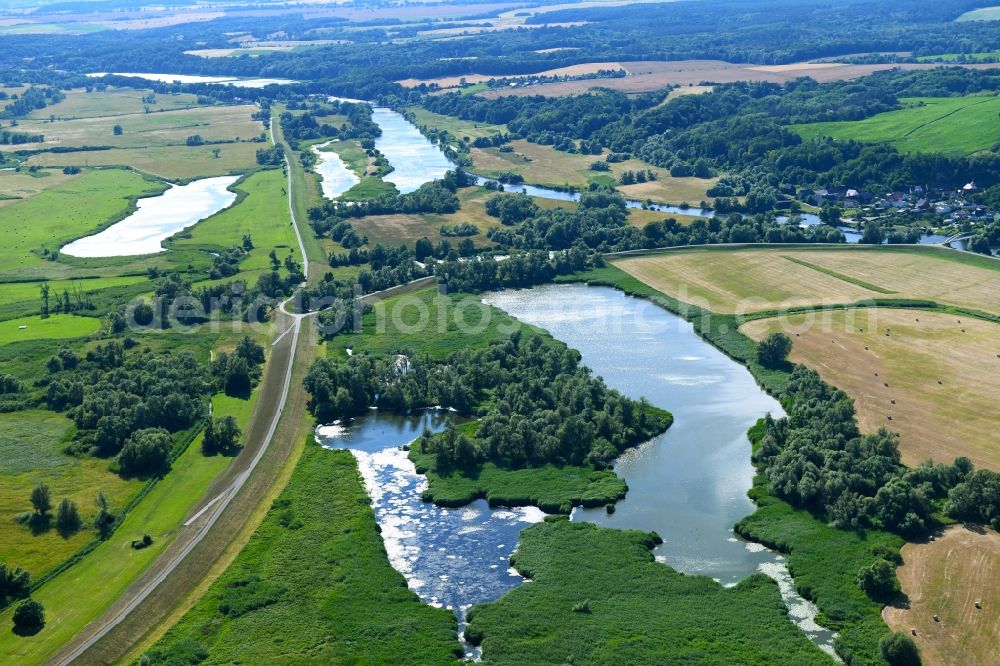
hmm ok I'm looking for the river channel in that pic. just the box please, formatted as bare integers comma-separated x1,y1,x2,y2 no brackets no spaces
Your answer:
318,284,840,659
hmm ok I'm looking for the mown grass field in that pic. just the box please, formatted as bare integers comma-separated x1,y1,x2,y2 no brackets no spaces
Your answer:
883,525,1000,666
613,246,1000,315
143,441,462,664
7,105,263,152
26,88,205,120
741,308,1000,471
0,168,166,278
792,96,1000,155
467,519,831,665
0,314,101,346
25,142,260,181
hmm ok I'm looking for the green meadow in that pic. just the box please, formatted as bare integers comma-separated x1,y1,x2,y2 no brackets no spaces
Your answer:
0,314,101,346
144,442,462,664
466,519,831,664
170,169,299,270
0,390,255,664
0,168,166,279
792,96,1000,154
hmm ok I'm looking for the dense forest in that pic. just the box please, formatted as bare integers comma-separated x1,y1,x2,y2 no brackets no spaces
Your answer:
426,68,1000,197
304,331,670,472
2,0,1000,101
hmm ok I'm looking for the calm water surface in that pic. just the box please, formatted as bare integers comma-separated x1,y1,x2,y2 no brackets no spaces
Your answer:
483,284,839,657
61,175,238,257
316,411,545,654
318,285,840,658
373,107,453,193
312,141,359,199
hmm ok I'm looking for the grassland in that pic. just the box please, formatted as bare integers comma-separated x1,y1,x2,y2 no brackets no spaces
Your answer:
144,441,462,664
466,519,831,664
7,105,263,153
0,410,139,577
0,168,166,279
916,52,1000,62
349,185,514,247
322,138,399,201
0,276,145,321
170,169,299,270
883,525,1000,666
612,246,1000,315
27,88,205,120
25,142,260,181
0,169,81,208
407,106,509,142
328,287,547,360
741,309,1000,471
0,314,101,346
792,96,1000,155
0,389,255,664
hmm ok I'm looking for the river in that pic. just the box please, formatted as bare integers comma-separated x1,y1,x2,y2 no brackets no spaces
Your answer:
318,284,840,659
61,175,239,257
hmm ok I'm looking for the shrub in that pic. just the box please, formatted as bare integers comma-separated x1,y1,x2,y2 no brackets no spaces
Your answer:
117,428,172,477
856,558,899,599
12,598,45,635
880,632,921,666
756,332,792,368
56,498,81,534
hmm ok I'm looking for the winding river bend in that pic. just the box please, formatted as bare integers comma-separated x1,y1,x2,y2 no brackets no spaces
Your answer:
319,284,840,659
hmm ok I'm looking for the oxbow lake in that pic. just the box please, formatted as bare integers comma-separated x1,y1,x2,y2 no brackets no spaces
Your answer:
318,284,840,659
312,141,359,199
313,105,454,199
61,175,239,257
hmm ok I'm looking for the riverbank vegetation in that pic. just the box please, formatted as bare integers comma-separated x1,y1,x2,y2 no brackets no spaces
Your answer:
305,322,671,512
465,518,831,664
561,259,1000,664
143,440,462,664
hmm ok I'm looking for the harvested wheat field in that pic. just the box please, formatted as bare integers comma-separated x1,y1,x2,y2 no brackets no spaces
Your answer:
883,525,1000,666
741,308,1000,470
613,247,1000,315
480,60,1000,98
